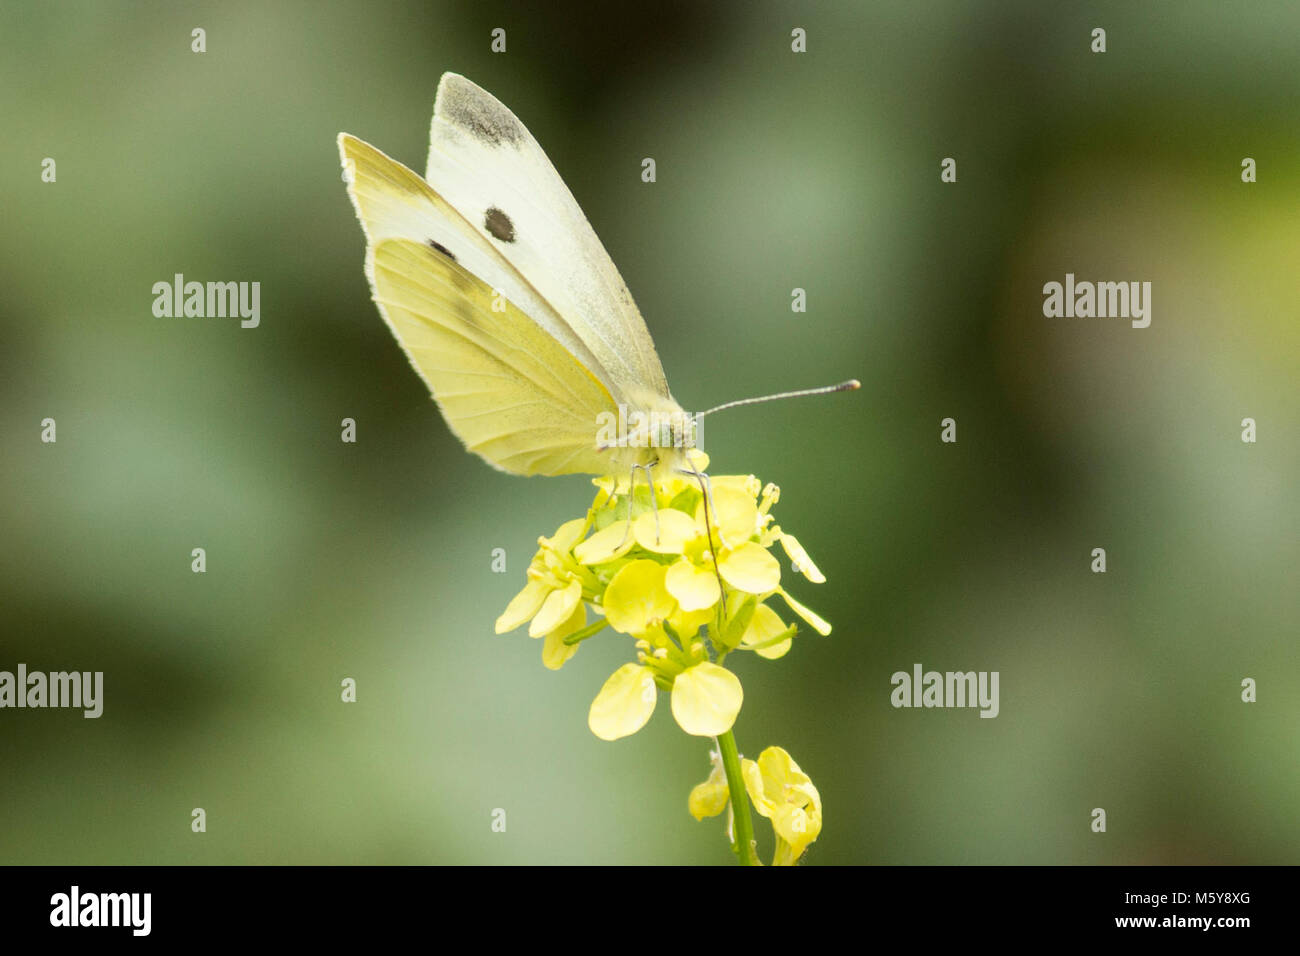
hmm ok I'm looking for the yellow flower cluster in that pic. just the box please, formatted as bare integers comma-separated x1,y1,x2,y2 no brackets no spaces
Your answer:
690,745,823,866
495,453,831,742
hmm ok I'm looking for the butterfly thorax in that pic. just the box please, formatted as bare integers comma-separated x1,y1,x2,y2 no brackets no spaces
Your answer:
595,392,697,475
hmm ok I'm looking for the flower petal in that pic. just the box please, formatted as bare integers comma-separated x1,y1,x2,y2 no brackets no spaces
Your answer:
688,766,731,821
573,520,634,565
633,509,699,554
588,663,657,741
776,587,832,636
683,449,710,473
603,559,676,636
670,662,743,736
542,517,589,556
697,484,760,544
773,802,820,850
756,746,806,796
710,474,761,497
668,604,713,643
541,602,585,670
741,758,773,818
778,532,825,583
528,577,582,637
665,559,721,612
718,542,781,594
495,578,551,633
741,603,793,660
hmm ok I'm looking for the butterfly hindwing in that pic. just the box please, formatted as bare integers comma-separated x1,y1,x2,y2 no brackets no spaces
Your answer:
370,237,616,476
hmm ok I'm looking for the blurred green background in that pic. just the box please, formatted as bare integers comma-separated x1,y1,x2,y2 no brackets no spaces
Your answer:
2,0,1296,864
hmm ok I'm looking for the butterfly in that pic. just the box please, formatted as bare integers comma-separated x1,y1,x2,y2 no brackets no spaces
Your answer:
338,72,855,487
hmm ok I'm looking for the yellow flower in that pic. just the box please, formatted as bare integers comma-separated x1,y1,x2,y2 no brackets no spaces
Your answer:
670,661,743,736
633,509,697,554
717,542,780,593
540,600,585,671
578,474,792,621
495,517,600,669
688,757,731,821
774,587,831,636
775,530,825,583
602,559,675,637
588,663,657,741
495,459,843,863
530,577,582,638
739,603,795,660
588,658,743,741
500,468,833,737
664,559,720,612
574,471,831,639
742,746,822,865
572,520,635,564
588,557,745,741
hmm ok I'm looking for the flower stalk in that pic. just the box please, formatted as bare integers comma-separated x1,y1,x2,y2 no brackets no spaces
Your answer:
716,729,758,866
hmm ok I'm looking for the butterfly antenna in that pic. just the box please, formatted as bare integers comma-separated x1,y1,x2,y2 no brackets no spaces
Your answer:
697,379,860,418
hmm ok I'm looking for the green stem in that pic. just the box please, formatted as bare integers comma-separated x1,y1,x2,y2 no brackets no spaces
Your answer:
561,618,609,646
717,729,758,865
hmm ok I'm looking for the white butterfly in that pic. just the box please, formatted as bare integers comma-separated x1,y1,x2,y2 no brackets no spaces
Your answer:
339,72,700,480
339,73,855,481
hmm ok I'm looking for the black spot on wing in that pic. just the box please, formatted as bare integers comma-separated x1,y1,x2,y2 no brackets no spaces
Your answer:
442,92,524,148
484,207,516,243
426,239,457,261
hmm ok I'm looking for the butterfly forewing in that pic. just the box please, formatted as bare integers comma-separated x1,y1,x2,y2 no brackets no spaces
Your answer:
425,73,672,407
339,132,619,476
339,133,612,392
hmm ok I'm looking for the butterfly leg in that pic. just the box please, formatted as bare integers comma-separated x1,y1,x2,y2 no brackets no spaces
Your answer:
617,463,639,548
643,459,662,545
676,463,732,550
679,465,729,613
618,462,662,545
